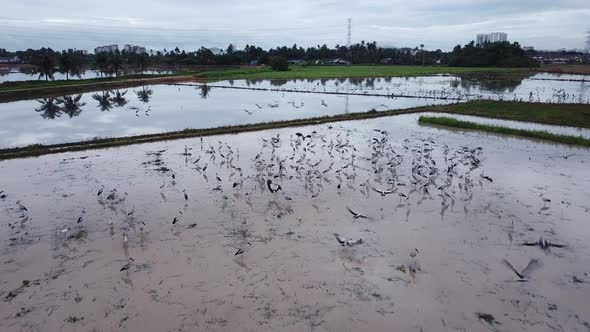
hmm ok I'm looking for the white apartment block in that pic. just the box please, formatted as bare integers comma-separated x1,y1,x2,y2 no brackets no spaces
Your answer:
476,32,508,46
123,44,147,55
94,44,119,54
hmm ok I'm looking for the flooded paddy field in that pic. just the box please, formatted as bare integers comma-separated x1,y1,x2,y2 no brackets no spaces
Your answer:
1,113,589,331
0,68,175,84
0,84,453,148
207,73,590,104
1,73,590,149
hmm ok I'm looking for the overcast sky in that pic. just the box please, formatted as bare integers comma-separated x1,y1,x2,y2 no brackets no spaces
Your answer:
1,0,589,52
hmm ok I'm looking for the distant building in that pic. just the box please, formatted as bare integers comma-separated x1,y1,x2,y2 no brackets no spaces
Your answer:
94,44,119,54
0,56,18,64
288,59,306,65
72,49,88,55
123,44,147,55
476,32,508,46
522,46,535,52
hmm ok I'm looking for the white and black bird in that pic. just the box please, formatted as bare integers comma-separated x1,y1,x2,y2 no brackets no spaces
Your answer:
106,190,117,201
243,109,253,115
16,200,27,212
97,186,104,196
372,187,395,197
522,237,566,250
267,179,282,193
77,210,86,223
120,257,135,272
346,207,368,219
334,233,364,246
503,258,542,281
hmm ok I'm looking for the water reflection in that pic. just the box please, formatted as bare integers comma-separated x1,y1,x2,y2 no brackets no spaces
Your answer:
455,73,532,93
35,98,62,119
109,89,129,107
135,86,153,103
270,80,288,87
199,84,211,99
92,91,113,112
56,94,85,118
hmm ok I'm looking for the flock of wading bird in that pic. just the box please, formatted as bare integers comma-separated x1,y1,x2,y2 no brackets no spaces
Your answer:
2,124,572,279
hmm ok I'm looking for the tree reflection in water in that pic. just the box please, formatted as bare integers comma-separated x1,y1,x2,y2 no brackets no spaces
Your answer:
109,89,128,107
135,86,153,103
92,91,113,112
56,94,85,118
199,84,211,99
35,98,62,119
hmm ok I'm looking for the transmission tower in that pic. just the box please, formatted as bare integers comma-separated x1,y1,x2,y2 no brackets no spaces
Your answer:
347,18,352,64
586,28,590,53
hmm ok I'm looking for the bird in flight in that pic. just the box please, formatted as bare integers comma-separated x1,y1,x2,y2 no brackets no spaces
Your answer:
120,258,135,272
333,233,364,246
503,258,541,281
267,179,282,193
372,187,396,197
346,207,368,219
521,237,566,250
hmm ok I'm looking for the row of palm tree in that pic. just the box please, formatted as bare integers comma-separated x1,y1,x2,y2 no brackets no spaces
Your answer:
30,49,85,81
35,86,153,118
29,49,149,81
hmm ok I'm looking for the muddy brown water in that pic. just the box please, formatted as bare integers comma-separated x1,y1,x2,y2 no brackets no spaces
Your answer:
1,114,589,331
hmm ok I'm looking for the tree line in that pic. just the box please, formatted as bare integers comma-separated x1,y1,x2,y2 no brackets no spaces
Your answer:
0,40,539,80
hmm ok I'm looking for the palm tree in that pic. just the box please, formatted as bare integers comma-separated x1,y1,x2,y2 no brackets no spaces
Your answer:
35,98,62,119
95,52,109,77
31,54,56,81
134,54,148,74
109,89,128,107
108,52,123,77
59,50,83,80
135,86,153,103
92,91,112,112
56,94,85,118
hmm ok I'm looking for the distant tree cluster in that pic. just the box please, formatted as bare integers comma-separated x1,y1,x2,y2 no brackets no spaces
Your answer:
447,41,539,67
0,40,543,81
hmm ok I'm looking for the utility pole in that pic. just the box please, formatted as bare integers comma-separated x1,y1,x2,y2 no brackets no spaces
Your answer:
347,18,352,65
420,44,425,66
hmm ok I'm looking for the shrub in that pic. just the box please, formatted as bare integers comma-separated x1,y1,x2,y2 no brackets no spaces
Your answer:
270,57,289,71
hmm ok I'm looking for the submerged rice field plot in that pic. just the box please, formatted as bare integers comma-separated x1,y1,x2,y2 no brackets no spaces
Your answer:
207,73,590,104
1,114,589,331
0,84,453,148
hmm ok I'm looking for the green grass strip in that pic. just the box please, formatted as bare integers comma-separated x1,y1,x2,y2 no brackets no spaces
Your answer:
198,65,529,80
418,115,590,147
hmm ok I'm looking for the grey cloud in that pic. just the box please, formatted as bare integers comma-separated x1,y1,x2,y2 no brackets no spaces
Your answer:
1,0,588,51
